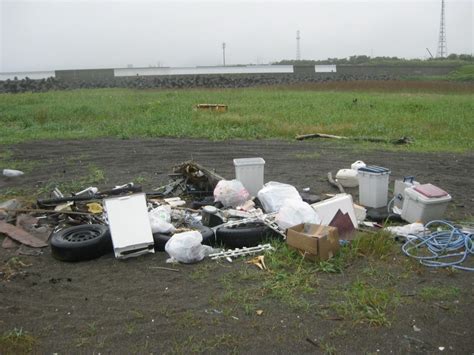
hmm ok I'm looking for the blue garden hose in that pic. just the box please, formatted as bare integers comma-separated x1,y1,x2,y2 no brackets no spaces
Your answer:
402,220,474,271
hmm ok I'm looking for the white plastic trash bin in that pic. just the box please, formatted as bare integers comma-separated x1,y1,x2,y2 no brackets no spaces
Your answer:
233,157,265,197
401,184,451,223
358,165,391,208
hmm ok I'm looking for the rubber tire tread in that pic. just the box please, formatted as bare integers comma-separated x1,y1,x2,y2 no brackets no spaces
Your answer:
215,223,274,248
50,224,112,262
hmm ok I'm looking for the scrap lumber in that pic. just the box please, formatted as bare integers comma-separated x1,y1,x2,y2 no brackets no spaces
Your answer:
173,160,225,190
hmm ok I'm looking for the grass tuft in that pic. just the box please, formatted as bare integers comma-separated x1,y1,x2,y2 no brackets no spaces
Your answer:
332,280,399,327
0,328,37,354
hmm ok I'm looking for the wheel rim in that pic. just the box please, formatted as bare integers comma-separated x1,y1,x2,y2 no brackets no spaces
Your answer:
62,227,102,243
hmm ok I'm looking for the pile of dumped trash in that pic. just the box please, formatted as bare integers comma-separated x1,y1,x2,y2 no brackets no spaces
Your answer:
1,159,473,270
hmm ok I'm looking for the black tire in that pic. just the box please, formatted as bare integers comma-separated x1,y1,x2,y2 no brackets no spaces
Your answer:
153,226,216,251
215,223,276,248
50,224,112,262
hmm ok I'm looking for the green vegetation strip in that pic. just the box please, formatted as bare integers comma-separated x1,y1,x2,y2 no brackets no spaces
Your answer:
1,87,473,151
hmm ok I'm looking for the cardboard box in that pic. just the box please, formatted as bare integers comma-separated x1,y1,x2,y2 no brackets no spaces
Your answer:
286,223,340,261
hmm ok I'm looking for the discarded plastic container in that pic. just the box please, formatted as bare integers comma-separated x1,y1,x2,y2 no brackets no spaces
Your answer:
3,169,24,177
335,169,359,187
401,184,451,223
358,165,391,208
351,160,366,171
233,158,265,197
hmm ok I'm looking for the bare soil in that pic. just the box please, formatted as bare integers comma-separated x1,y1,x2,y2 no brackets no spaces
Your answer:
1,138,473,354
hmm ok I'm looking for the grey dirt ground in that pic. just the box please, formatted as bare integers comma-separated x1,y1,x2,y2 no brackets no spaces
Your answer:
0,138,473,353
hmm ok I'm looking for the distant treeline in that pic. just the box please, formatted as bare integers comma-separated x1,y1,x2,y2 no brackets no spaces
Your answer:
275,54,474,66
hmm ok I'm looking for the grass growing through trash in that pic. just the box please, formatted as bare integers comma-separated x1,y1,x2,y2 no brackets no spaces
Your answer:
1,85,473,151
0,328,37,354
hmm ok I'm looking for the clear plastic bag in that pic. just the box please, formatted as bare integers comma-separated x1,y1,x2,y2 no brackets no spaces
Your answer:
164,231,215,264
213,179,250,208
275,199,321,230
257,182,302,213
149,205,175,234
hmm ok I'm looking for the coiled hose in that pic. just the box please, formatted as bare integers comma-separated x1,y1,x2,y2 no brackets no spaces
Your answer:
402,220,474,271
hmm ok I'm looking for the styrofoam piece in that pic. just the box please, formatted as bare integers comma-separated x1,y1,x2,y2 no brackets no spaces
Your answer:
401,186,451,224
335,169,359,187
104,193,154,259
311,194,358,228
233,157,265,197
351,160,366,170
353,203,367,223
358,165,391,208
3,169,24,177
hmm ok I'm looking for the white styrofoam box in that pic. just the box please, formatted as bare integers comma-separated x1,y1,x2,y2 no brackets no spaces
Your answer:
401,187,451,224
234,157,265,196
358,166,391,208
311,193,358,228
335,169,359,187
104,193,155,259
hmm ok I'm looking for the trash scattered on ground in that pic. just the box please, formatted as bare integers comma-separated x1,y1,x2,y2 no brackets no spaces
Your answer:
0,157,459,276
335,169,359,188
286,224,340,261
2,169,24,177
209,244,274,262
105,193,155,259
258,181,302,213
165,230,217,264
245,255,267,270
233,157,265,196
402,220,473,271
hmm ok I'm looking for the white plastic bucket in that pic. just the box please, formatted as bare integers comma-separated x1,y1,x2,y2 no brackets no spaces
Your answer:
358,166,390,208
233,157,265,197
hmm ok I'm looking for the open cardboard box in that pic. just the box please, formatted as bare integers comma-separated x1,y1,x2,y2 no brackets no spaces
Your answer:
286,223,340,261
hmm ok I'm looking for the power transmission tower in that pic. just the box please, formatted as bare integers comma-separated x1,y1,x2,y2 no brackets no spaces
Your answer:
296,30,301,60
436,0,447,58
222,42,226,66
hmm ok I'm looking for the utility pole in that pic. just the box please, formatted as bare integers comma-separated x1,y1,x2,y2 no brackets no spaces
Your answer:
296,30,301,60
222,42,226,66
436,0,447,58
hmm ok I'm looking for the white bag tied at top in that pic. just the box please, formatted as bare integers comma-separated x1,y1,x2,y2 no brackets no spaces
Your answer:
257,181,302,213
213,179,250,208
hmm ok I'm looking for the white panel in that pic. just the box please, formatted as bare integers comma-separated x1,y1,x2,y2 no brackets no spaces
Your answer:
0,71,55,80
104,193,154,259
315,65,337,73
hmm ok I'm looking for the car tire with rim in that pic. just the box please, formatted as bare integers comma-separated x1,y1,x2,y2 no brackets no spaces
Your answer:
50,224,112,262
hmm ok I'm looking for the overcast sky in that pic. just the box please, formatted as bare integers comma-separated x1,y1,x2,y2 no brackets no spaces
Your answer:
1,0,473,72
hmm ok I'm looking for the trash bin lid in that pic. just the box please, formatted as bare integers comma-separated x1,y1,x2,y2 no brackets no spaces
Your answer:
357,165,390,174
414,183,448,198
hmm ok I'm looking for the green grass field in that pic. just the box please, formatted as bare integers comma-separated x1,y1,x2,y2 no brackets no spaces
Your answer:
1,84,473,152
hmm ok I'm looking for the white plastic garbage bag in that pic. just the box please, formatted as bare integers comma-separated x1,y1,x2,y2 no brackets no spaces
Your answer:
214,179,250,208
3,169,24,177
257,182,302,213
149,205,175,234
165,231,215,264
275,199,321,230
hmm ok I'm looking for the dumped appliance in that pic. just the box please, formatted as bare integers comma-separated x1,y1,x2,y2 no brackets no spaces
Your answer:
104,193,155,259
